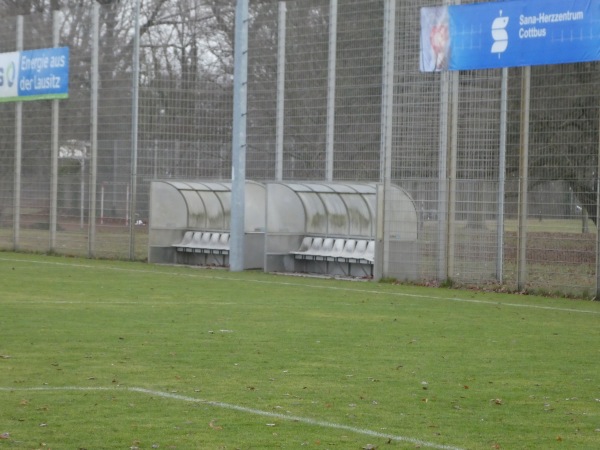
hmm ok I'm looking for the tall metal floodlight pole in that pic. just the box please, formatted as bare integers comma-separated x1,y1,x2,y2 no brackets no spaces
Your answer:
89,2,100,257
275,1,286,181
129,0,141,260
325,0,337,182
230,0,249,272
377,0,395,280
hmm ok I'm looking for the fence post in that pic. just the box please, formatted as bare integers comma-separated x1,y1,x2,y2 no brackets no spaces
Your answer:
275,2,286,182
377,0,395,280
89,2,100,256
496,68,508,282
517,66,531,291
437,69,450,281
325,0,337,182
13,16,23,251
129,0,141,259
230,0,249,272
49,10,60,252
446,70,459,279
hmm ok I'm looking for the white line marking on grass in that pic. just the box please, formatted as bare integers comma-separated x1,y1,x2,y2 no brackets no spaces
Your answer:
0,385,464,450
2,256,599,315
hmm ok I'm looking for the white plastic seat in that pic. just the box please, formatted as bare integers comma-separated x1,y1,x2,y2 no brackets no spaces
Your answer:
219,233,230,247
352,240,368,260
190,232,205,252
327,238,346,260
315,237,334,260
217,233,230,253
296,236,313,253
209,232,221,247
307,236,323,254
361,240,375,263
200,232,212,246
174,231,193,247
339,239,356,261
300,237,323,260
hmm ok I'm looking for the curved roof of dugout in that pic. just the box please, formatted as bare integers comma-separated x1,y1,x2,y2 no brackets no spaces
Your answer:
149,180,266,232
267,182,418,240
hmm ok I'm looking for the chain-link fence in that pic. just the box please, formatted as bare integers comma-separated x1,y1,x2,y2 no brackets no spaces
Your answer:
0,0,598,298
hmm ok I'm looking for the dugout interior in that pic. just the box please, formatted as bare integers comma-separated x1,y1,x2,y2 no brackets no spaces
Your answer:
148,180,266,269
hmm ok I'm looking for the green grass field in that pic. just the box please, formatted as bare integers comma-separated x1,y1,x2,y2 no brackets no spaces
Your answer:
1,252,599,449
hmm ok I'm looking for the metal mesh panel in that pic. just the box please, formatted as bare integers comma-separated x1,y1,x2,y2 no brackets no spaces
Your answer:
0,15,17,250
281,0,329,180
333,0,383,181
453,70,503,282
247,1,278,181
503,63,598,295
18,13,57,254
392,0,442,281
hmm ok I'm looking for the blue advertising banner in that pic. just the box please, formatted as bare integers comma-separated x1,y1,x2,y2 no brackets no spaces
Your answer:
420,0,600,71
0,46,69,102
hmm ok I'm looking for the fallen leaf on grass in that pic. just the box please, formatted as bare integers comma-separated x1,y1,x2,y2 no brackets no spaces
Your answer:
0,432,9,439
209,419,223,430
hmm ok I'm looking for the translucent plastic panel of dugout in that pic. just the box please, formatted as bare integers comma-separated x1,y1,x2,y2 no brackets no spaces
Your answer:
265,182,418,276
271,183,378,237
148,180,266,268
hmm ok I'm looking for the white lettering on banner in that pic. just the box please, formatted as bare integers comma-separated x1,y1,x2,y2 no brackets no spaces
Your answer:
34,74,61,89
19,77,32,91
519,27,547,38
519,11,585,25
518,10,584,40
50,55,66,68
21,54,49,72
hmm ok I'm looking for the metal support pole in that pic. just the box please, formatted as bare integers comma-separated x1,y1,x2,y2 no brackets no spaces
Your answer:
517,66,531,291
446,71,459,279
376,0,395,280
230,0,249,272
496,67,508,282
13,16,23,251
437,71,450,280
129,0,141,259
275,1,286,181
444,0,461,281
325,0,337,182
89,2,100,256
49,10,60,251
